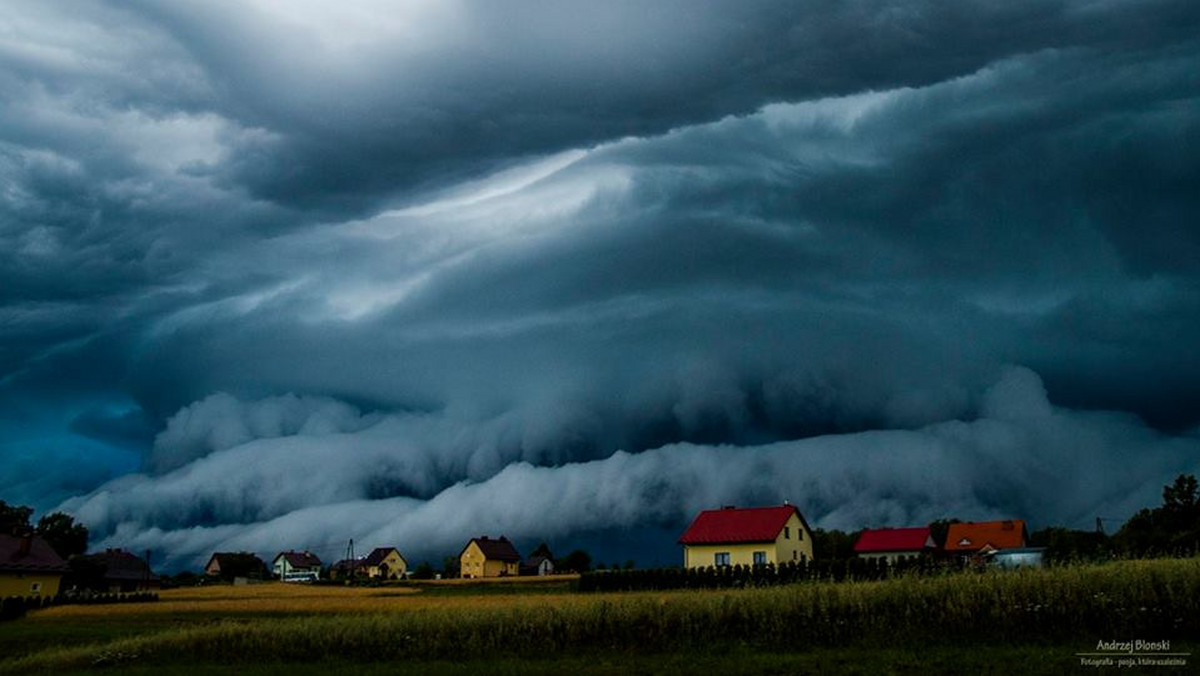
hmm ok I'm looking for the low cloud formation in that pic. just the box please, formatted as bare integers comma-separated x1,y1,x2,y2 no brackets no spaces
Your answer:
149,393,382,473
64,368,1200,570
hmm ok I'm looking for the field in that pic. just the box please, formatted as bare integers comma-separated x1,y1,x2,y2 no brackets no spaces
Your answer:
4,559,1198,674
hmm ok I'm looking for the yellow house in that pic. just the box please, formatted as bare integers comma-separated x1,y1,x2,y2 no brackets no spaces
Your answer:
363,547,408,579
459,536,521,578
0,533,69,597
678,503,814,568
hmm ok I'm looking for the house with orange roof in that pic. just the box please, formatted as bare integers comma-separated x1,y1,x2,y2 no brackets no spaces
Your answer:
942,520,1029,562
678,503,813,569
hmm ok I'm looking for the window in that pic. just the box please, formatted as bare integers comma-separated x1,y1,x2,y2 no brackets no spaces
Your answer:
792,550,798,561
797,528,803,541
784,526,790,539
753,551,767,565
714,552,731,567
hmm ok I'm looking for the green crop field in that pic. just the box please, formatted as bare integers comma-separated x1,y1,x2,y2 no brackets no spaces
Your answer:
4,558,1198,674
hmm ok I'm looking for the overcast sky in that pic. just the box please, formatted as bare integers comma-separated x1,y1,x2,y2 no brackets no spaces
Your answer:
3,0,1199,570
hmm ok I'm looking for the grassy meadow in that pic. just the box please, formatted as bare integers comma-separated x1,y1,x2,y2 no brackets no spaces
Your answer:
4,559,1198,674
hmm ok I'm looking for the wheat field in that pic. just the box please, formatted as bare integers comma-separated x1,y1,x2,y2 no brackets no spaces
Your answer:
4,559,1199,674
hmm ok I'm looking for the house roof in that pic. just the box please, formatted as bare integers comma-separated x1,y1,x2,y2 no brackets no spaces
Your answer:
0,534,69,574
462,536,521,562
83,549,160,581
331,558,365,573
943,520,1028,553
678,504,810,545
274,550,323,569
363,547,404,567
524,555,551,568
206,552,265,570
853,527,933,553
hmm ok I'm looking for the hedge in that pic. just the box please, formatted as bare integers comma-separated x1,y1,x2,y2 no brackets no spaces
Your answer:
577,556,939,592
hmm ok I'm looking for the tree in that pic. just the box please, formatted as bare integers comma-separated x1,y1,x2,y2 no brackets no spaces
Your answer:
1115,474,1200,556
811,528,859,561
412,562,436,580
928,519,963,549
35,512,89,559
1030,527,1111,564
441,556,460,579
166,571,201,589
66,555,109,593
1163,474,1199,513
558,549,592,573
209,552,267,581
0,500,33,534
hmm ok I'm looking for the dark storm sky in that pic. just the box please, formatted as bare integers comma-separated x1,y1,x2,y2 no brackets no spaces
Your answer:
2,0,1199,569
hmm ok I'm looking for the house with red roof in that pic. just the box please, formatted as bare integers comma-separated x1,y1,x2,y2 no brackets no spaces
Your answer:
853,527,935,562
678,503,813,569
943,520,1029,560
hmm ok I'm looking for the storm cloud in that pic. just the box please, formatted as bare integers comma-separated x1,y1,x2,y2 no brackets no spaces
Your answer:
2,1,1199,568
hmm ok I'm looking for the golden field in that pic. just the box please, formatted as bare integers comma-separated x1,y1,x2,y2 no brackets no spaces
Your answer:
4,560,1199,675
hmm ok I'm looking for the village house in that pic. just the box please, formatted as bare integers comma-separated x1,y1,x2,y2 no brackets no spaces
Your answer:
79,548,161,592
943,520,1029,563
459,536,521,578
678,503,814,569
329,557,364,580
853,527,936,563
272,550,323,581
520,555,555,576
204,552,268,581
0,532,69,597
362,547,407,579
330,547,407,580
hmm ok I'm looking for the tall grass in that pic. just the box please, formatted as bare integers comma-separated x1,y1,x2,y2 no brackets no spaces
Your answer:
5,558,1198,673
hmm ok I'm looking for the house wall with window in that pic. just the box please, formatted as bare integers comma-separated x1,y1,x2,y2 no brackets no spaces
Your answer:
0,572,62,597
459,540,520,578
773,512,813,564
367,549,408,579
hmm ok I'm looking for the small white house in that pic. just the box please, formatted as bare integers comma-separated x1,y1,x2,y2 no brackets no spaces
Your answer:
272,550,323,581
984,547,1046,569
521,555,555,576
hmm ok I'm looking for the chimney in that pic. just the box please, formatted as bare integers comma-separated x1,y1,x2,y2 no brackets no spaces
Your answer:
722,505,736,510
18,535,32,556
783,499,790,506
